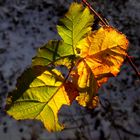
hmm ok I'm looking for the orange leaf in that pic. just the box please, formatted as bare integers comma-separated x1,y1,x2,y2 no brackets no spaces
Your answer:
76,26,129,86
74,26,129,108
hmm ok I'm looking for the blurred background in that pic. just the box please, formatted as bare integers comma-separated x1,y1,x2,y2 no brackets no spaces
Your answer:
0,0,140,140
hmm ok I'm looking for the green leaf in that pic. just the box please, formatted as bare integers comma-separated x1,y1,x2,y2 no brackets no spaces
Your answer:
33,3,94,67
6,2,94,132
32,40,74,67
57,2,94,54
7,68,76,132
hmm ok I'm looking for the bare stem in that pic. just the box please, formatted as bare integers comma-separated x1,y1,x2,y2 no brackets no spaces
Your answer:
82,0,108,26
126,55,140,80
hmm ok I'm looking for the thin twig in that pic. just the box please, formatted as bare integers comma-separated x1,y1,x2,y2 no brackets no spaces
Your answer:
126,54,140,80
82,0,108,26
82,0,140,80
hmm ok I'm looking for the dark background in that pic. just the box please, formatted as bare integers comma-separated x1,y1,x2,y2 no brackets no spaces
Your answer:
0,0,140,140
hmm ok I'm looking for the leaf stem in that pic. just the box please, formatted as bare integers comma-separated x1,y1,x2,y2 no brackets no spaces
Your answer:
126,55,140,80
82,0,108,26
82,0,140,80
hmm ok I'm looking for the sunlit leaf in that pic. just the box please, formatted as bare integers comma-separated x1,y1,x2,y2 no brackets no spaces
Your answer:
33,2,94,67
7,68,78,131
57,2,94,54
6,2,93,132
6,2,129,131
74,61,99,109
74,27,129,108
76,26,129,85
32,40,74,67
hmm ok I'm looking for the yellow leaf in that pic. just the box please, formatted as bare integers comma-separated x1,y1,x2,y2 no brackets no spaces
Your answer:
74,26,129,108
76,26,129,85
7,69,78,132
76,93,99,109
73,61,99,109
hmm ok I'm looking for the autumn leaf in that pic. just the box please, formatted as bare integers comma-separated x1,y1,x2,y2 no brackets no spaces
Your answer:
57,2,94,54
74,60,99,109
6,2,129,131
74,26,129,108
6,2,93,132
33,2,94,68
7,68,78,131
32,40,74,67
33,2,94,67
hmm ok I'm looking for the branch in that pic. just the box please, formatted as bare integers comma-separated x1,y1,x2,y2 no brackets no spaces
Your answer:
126,55,140,80
82,0,108,26
82,0,140,80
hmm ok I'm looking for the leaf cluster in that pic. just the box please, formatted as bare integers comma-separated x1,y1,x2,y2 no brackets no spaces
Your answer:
6,2,129,132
